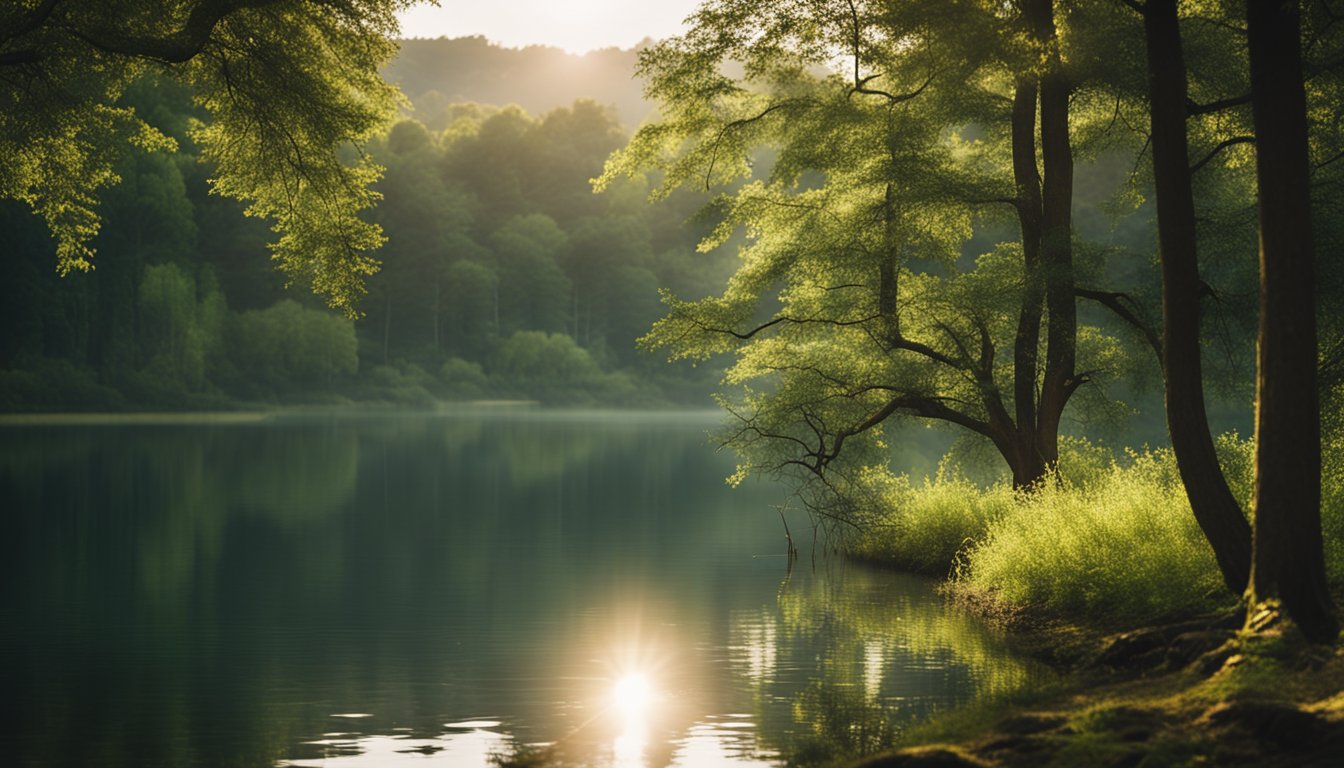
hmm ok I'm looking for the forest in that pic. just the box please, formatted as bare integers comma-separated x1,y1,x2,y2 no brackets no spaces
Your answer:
4,1,1344,767
0,37,730,409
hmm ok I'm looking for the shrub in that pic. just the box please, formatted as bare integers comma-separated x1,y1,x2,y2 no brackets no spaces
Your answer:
490,331,603,403
355,363,436,406
0,357,124,411
848,437,1272,625
438,357,488,399
230,300,357,392
955,447,1229,623
846,464,1016,576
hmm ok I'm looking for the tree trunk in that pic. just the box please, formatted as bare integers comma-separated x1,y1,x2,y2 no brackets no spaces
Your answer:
1245,0,1339,643
1010,77,1047,487
383,293,392,366
1025,0,1077,474
432,278,440,352
880,183,900,345
1142,0,1254,595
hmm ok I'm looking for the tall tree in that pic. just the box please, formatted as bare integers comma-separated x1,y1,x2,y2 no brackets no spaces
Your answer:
601,0,1138,501
1129,0,1254,594
1244,0,1339,643
0,0,411,312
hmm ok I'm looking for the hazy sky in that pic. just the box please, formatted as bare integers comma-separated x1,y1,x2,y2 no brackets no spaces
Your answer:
397,1,704,53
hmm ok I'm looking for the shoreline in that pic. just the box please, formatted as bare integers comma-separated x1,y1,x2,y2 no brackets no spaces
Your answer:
844,591,1344,768
0,402,738,427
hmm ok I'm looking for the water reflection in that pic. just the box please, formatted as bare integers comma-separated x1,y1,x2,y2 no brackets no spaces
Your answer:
281,720,510,766
612,715,648,768
0,410,1045,768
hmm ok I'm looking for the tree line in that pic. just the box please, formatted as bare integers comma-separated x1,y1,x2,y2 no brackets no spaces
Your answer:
1,34,730,407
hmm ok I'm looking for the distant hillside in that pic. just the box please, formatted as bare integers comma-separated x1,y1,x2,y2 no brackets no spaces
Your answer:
386,36,653,128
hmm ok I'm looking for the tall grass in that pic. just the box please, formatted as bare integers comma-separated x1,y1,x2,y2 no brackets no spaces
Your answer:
955,445,1231,623
847,434,1344,625
844,463,1016,576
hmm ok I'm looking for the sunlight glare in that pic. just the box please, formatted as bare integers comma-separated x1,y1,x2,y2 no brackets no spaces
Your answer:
612,673,653,714
396,1,702,54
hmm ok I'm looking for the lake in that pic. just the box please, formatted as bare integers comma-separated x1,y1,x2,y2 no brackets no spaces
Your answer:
0,409,1044,767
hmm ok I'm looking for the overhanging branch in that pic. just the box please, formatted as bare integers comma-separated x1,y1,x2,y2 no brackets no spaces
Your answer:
1076,287,1162,361
69,0,282,65
1190,135,1255,174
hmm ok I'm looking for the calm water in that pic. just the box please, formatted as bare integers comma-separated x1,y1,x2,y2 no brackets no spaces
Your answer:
0,409,1044,767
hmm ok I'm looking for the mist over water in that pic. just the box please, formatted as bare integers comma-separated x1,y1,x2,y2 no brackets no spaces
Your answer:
0,410,1045,767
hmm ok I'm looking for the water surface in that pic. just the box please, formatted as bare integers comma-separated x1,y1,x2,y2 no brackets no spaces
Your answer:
0,409,1044,767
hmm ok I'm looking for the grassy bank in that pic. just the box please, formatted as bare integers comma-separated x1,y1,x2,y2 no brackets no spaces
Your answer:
846,435,1344,629
850,609,1344,768
833,434,1344,767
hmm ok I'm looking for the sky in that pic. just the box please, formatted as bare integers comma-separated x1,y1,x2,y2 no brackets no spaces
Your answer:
396,1,705,53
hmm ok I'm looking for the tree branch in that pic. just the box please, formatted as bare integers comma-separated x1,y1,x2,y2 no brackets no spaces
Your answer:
888,334,967,371
1186,93,1251,116
843,0,933,105
1190,135,1255,174
68,0,282,65
692,312,879,340
1075,287,1162,360
705,98,810,190
849,73,934,105
0,0,64,45
823,393,991,469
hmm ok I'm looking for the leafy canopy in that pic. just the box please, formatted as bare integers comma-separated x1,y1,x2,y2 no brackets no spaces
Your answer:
0,0,414,312
598,0,1139,503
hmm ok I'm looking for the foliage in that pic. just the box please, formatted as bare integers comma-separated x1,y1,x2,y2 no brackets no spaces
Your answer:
843,433,1334,626
0,0,412,311
599,0,1169,510
138,262,210,389
956,446,1230,623
489,331,606,403
845,466,1017,577
231,299,358,389
1,56,732,409
0,357,125,412
438,357,488,399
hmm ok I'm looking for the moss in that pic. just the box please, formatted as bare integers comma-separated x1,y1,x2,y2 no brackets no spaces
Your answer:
851,619,1344,768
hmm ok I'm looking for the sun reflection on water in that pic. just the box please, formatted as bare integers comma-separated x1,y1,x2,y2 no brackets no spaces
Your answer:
609,672,655,767
611,715,648,767
612,673,654,715
276,566,1044,767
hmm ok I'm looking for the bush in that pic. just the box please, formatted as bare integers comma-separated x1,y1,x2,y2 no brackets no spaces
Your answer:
230,300,357,392
847,437,1282,625
354,363,437,406
0,357,124,411
845,464,1016,576
438,357,489,399
490,331,603,403
955,447,1230,624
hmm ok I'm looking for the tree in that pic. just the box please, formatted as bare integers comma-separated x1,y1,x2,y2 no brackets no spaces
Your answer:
0,0,411,312
489,214,572,336
1121,0,1339,629
1128,0,1254,594
366,120,475,359
1244,0,1339,643
600,0,1139,503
